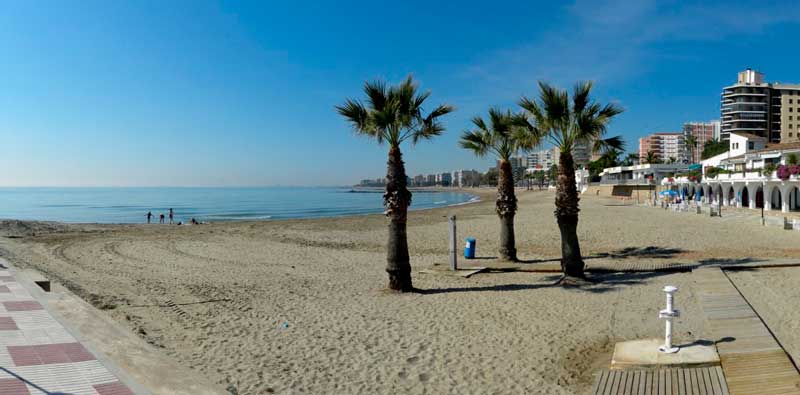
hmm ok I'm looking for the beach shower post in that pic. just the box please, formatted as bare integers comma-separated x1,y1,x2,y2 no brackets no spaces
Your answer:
658,285,680,353
448,215,457,271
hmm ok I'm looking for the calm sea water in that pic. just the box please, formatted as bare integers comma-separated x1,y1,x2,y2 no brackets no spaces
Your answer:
0,187,477,224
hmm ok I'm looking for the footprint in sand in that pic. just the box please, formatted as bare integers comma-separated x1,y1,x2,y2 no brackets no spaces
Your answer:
406,356,419,364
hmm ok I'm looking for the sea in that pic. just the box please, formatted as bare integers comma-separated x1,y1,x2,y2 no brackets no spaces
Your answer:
0,187,478,224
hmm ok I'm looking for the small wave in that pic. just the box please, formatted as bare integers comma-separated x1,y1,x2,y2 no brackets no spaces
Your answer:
434,200,447,204
201,215,273,221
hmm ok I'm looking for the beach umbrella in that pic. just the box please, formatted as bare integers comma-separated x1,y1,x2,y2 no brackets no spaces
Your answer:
659,190,678,197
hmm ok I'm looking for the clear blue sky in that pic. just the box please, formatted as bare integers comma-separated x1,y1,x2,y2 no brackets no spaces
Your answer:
2,0,800,186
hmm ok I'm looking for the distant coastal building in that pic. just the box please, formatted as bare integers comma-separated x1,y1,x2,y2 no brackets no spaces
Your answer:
572,140,593,165
452,170,481,187
527,148,559,170
358,178,386,187
720,69,800,143
436,172,452,186
639,132,686,163
498,156,526,170
683,121,721,163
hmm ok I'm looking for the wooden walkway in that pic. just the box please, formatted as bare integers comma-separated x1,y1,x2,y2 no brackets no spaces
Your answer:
592,367,729,395
694,267,800,394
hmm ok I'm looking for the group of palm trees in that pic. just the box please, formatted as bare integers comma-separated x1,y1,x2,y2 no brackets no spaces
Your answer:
337,76,623,292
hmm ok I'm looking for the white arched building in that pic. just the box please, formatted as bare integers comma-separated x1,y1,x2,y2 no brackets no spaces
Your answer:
692,132,800,213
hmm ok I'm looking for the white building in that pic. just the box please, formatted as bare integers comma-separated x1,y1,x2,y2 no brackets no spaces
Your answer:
451,169,481,188
691,132,800,212
599,163,690,185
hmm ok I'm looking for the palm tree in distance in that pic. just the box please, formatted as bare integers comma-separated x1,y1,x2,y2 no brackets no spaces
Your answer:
517,81,623,281
336,76,454,291
623,152,639,166
684,135,697,164
460,108,529,261
645,150,660,164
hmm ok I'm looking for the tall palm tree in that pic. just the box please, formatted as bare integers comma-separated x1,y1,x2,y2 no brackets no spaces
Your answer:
460,108,528,261
336,76,454,291
517,81,623,280
684,135,697,164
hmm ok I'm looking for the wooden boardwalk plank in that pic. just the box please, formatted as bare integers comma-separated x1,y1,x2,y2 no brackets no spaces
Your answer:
592,368,730,395
693,267,800,395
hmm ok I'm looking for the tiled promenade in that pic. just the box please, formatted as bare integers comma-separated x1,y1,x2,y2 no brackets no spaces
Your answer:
0,267,139,395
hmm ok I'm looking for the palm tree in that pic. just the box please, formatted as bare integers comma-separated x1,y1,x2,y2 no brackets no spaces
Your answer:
684,135,697,164
644,150,660,164
336,76,454,291
517,81,623,280
460,108,528,261
623,152,639,166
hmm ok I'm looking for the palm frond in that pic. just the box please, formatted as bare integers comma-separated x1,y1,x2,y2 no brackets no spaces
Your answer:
598,102,624,119
572,81,593,113
363,80,388,111
592,135,625,154
335,99,376,137
459,129,492,157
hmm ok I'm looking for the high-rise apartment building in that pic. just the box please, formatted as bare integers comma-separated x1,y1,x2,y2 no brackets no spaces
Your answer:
682,120,720,163
571,140,593,166
526,148,559,170
639,132,685,163
721,69,800,142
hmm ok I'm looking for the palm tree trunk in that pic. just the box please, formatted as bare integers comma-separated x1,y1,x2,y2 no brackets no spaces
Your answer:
384,147,413,291
496,160,517,261
555,151,584,278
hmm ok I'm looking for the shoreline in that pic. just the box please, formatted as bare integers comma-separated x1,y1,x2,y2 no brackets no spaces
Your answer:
0,187,488,227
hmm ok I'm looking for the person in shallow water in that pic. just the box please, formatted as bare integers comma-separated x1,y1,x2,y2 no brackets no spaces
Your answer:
146,211,153,224
159,213,165,224
169,208,174,224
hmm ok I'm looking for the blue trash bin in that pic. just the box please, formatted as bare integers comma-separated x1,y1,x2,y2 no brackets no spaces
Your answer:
464,238,476,259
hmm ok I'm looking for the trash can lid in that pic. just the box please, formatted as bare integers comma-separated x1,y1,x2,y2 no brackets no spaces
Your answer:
466,237,476,242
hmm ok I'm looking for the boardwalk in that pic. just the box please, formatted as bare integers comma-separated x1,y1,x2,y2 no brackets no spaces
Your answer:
0,266,142,394
592,366,729,395
694,267,800,395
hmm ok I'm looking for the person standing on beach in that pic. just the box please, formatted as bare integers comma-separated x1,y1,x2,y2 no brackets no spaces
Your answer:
169,208,174,224
146,211,153,224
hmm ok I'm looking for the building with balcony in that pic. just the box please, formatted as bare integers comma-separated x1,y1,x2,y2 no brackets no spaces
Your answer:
683,121,720,164
721,69,800,143
639,132,686,163
526,148,559,170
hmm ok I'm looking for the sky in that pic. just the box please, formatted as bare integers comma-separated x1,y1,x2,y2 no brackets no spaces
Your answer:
2,0,800,187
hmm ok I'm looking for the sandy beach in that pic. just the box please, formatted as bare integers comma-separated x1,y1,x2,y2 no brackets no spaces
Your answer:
1,189,799,394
